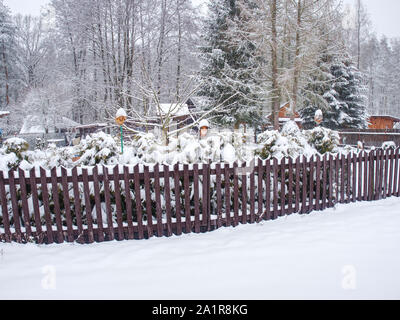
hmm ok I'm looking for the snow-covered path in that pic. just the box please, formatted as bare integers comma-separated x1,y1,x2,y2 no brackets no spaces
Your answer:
1,197,400,300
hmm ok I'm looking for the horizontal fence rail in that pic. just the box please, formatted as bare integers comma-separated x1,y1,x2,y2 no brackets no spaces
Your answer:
0,148,399,244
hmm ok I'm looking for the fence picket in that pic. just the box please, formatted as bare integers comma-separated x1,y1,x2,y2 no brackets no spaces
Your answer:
273,158,279,219
357,152,362,201
113,165,125,240
8,170,22,242
82,168,94,243
302,156,307,214
233,162,239,226
183,164,191,234
257,158,263,221
40,167,54,244
315,155,321,211
328,154,334,207
265,159,271,220
295,156,301,213
288,157,294,215
0,171,11,242
280,158,285,216
225,163,231,227
309,156,314,212
241,162,248,224
134,165,144,239
394,148,399,196
50,168,64,243
397,148,400,196
123,166,134,240
388,149,394,196
143,165,153,238
18,169,32,240
103,166,115,241
154,164,164,237
368,150,375,201
163,165,173,237
346,153,351,203
383,150,389,199
71,167,84,243
363,152,368,201
174,164,182,235
321,154,327,210
249,160,255,223
194,164,201,232
61,167,74,243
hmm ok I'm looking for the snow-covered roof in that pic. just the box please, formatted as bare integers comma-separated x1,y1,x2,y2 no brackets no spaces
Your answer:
0,111,10,118
74,123,108,129
279,118,302,122
369,115,400,122
158,103,190,117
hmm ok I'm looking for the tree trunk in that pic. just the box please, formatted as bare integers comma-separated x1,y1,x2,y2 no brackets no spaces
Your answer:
2,43,10,106
291,0,302,120
271,0,280,130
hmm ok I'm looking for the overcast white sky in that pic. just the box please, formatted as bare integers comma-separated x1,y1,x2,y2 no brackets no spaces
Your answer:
3,0,400,38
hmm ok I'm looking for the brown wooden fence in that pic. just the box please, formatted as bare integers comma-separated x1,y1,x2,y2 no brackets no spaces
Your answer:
1,148,399,244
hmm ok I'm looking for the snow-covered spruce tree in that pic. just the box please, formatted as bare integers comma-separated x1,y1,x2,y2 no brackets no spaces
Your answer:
300,52,368,130
197,0,263,130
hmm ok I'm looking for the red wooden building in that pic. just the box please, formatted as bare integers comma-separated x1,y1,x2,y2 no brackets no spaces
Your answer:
368,115,400,130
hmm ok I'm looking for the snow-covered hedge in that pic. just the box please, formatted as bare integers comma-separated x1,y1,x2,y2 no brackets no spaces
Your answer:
0,122,344,172
256,121,339,160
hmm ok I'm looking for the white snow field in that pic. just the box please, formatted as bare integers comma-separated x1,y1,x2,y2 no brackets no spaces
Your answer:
1,197,400,300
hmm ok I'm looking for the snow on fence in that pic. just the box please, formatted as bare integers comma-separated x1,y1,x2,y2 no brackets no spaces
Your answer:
0,148,399,244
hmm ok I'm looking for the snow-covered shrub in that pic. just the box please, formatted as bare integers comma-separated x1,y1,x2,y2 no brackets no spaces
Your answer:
256,121,314,159
382,141,396,150
305,126,340,154
0,138,29,169
75,132,119,166
131,132,165,164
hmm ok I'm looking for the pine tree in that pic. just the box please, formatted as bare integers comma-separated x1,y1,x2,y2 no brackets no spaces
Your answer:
300,52,368,130
197,0,263,130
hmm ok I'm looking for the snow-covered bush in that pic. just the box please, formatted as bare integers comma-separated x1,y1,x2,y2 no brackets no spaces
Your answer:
75,131,120,166
304,126,340,154
0,138,30,170
256,121,314,159
382,141,396,150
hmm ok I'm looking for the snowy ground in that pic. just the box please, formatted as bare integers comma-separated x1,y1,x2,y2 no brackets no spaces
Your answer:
1,197,400,300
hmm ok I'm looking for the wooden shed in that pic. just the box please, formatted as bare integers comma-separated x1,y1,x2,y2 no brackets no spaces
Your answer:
368,115,400,130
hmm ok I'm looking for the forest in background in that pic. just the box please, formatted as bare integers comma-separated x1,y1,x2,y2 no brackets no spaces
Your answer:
0,0,399,135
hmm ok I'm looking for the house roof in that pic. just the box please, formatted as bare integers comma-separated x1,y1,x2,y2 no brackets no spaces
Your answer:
0,111,10,118
158,103,191,117
369,115,400,122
